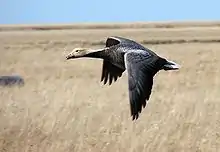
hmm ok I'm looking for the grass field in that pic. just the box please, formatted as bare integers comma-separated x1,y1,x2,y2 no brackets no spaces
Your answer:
0,22,220,152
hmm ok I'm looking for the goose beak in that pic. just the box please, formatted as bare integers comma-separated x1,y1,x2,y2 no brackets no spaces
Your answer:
66,55,72,60
66,53,75,60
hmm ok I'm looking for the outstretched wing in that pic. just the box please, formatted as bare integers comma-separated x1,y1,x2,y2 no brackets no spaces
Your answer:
124,51,161,120
100,37,124,85
106,36,121,47
101,61,125,85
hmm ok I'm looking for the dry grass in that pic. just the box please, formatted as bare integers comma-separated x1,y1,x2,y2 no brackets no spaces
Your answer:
1,21,220,31
0,22,220,152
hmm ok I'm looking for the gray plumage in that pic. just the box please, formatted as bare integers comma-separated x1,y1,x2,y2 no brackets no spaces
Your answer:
66,36,180,120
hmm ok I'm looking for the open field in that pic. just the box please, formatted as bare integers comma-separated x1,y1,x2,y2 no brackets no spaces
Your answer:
1,22,220,152
1,21,220,31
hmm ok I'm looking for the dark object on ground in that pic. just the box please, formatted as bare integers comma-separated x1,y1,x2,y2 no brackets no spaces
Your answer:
0,75,25,86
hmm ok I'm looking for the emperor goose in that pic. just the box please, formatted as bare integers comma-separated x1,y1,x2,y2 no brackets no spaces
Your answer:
66,36,180,120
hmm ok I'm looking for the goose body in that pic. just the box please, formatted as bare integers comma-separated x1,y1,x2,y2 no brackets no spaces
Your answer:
66,36,180,120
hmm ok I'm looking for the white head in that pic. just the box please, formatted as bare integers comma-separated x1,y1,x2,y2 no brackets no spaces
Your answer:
66,47,91,59
66,47,109,60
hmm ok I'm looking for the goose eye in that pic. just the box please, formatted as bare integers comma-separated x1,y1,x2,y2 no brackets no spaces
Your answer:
76,50,79,52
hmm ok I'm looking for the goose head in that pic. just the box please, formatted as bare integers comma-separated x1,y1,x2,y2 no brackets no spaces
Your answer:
66,48,90,59
66,47,108,60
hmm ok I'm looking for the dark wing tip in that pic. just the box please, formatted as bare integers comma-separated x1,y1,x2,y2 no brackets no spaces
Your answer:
129,85,152,121
101,61,125,86
132,113,139,120
129,91,144,121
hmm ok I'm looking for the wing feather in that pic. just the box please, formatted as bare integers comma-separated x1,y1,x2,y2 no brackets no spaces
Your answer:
101,60,125,85
124,51,161,120
100,37,125,85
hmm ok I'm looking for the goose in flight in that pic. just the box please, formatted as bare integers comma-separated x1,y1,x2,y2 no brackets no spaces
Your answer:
66,36,180,120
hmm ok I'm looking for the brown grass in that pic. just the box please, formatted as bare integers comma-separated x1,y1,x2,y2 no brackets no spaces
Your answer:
0,22,220,152
1,20,220,31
